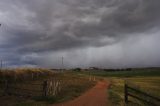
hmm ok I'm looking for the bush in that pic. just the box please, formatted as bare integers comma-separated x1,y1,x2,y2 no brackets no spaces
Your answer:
73,68,81,72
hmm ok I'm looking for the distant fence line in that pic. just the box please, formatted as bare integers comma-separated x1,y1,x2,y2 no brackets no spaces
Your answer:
0,76,97,98
124,83,160,106
0,79,62,97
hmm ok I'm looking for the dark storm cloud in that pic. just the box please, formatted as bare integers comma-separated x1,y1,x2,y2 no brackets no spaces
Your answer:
0,0,160,67
1,0,160,52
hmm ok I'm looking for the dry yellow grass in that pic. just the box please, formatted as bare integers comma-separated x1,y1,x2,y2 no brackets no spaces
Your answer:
109,77,160,106
0,70,96,106
0,68,54,82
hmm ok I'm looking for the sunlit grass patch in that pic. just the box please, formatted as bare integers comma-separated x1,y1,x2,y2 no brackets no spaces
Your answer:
108,78,125,106
0,68,54,82
109,77,160,106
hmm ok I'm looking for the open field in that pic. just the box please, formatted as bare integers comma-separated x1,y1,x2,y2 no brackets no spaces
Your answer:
76,68,160,105
79,68,160,77
109,77,160,106
0,68,159,106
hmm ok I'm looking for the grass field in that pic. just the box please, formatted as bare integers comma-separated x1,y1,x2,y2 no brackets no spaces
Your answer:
78,68,160,106
79,68,160,77
108,77,160,106
0,68,159,106
0,69,96,106
0,68,54,82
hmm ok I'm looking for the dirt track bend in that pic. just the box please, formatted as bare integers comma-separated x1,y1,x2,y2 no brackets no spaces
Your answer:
52,80,110,106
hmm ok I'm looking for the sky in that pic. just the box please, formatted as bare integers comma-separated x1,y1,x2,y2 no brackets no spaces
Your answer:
0,0,160,68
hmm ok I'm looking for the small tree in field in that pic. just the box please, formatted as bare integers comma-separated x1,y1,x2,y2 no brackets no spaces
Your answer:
73,68,81,72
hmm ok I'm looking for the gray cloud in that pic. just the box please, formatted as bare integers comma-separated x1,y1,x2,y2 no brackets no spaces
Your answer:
0,0,160,68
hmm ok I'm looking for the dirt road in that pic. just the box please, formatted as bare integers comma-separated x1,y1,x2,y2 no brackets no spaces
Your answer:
52,80,110,106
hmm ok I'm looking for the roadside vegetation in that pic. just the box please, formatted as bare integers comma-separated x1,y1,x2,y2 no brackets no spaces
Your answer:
109,77,160,106
0,68,159,106
0,68,96,106
77,68,160,106
0,68,54,82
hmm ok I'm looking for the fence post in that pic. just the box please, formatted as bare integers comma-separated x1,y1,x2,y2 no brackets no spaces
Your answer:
43,80,47,97
124,83,128,104
4,80,9,95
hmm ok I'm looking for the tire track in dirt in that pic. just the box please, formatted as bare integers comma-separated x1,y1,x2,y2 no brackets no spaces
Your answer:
52,80,110,106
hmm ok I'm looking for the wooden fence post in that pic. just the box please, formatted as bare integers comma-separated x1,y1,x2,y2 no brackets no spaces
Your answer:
4,80,9,95
124,83,128,104
43,80,47,97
